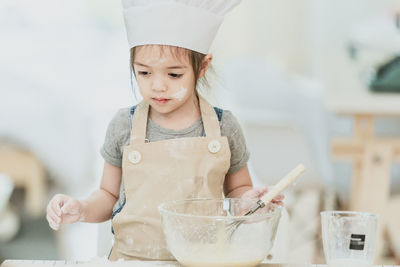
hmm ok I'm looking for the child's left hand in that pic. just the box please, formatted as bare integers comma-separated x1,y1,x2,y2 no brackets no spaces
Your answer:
241,186,284,206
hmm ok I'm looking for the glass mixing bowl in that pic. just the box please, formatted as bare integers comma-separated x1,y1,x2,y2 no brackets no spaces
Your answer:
158,198,282,267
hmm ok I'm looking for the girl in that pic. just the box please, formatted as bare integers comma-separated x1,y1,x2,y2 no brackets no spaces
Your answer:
46,0,283,261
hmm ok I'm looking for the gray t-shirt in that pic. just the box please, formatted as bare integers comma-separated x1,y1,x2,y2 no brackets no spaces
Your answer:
100,107,250,215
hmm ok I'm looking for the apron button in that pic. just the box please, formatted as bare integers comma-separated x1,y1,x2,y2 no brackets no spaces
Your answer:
208,140,221,153
129,150,141,164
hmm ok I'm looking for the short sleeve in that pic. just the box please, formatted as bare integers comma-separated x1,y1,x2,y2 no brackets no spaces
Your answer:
220,110,250,174
100,108,131,167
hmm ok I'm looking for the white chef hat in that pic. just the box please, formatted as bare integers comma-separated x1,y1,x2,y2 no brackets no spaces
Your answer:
122,0,241,54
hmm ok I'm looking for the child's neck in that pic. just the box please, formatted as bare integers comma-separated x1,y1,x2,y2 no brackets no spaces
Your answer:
149,94,201,131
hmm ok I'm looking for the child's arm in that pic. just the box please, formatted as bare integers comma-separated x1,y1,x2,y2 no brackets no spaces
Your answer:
224,165,253,198
224,164,284,205
46,161,121,230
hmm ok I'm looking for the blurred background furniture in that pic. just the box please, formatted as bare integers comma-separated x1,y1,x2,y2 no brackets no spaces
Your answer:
388,195,400,261
0,143,46,217
0,174,19,242
325,55,400,261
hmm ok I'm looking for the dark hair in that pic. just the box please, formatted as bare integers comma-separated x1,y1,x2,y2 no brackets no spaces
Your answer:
130,45,212,89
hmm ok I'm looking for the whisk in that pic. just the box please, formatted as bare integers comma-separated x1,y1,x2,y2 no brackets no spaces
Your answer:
226,164,306,239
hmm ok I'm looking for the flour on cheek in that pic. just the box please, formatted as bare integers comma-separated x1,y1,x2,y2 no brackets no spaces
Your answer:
171,86,188,101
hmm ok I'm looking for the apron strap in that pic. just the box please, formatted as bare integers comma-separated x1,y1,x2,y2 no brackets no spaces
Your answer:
129,95,221,144
199,95,221,138
129,101,149,144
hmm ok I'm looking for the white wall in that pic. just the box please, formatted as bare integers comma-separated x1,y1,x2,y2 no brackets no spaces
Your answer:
0,0,134,195
212,0,309,73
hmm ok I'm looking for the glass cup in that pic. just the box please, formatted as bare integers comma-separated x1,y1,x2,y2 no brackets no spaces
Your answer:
321,211,379,267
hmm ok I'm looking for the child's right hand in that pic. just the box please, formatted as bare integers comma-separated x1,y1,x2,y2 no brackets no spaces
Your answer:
46,194,85,231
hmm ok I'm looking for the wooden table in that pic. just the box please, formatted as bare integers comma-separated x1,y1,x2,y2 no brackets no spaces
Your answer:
324,56,400,261
1,260,400,267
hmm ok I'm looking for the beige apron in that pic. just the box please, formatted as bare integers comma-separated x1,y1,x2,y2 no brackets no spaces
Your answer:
109,96,231,261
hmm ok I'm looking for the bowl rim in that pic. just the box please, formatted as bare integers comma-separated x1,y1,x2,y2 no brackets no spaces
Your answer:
320,210,379,218
158,198,282,220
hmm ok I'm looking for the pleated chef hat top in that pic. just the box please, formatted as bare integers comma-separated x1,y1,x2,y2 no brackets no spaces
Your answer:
122,0,241,54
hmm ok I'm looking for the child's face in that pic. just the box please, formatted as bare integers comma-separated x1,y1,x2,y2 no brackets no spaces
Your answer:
133,46,197,115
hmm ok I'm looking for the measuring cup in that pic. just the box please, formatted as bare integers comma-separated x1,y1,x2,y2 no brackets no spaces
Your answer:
321,211,378,267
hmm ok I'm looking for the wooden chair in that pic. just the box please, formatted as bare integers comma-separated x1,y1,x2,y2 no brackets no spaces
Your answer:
0,144,46,217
